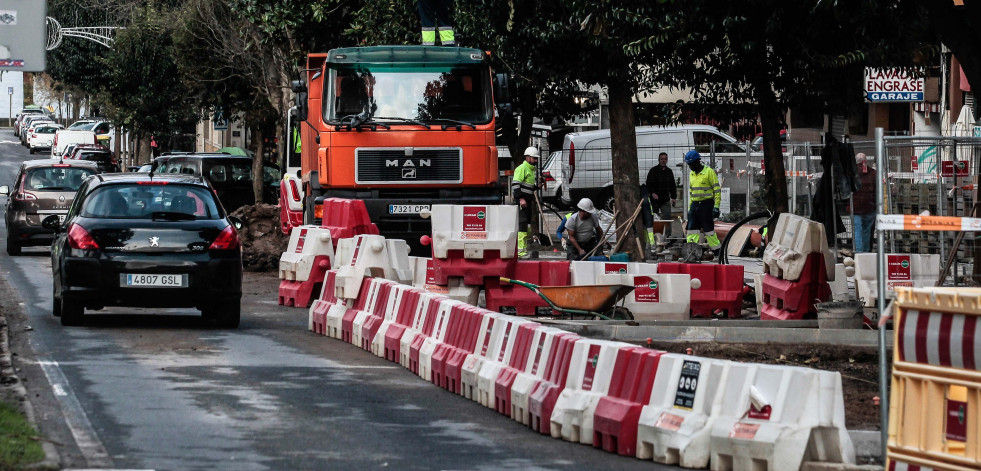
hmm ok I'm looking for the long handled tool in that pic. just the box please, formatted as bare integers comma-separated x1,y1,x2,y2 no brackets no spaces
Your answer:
533,192,554,247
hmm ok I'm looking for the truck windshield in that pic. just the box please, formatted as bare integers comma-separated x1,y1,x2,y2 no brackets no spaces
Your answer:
325,65,492,125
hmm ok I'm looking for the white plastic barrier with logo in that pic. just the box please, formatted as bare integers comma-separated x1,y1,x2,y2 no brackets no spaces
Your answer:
429,204,518,259
370,284,415,358
461,312,509,401
279,226,335,281
709,363,854,470
635,354,732,467
762,213,835,281
854,253,940,307
410,256,449,295
476,318,535,408
333,235,413,300
417,299,461,382
399,291,441,369
549,339,625,444
509,327,573,426
570,261,691,320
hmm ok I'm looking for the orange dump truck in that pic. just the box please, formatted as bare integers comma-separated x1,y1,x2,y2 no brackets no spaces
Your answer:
288,46,508,252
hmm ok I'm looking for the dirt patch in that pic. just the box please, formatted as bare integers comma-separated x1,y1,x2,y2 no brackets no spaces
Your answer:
647,341,886,430
231,204,289,272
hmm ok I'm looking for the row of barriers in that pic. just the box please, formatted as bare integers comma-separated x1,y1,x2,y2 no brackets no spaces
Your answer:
303,268,857,470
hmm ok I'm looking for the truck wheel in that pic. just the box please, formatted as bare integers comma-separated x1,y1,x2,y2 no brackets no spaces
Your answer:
599,189,615,212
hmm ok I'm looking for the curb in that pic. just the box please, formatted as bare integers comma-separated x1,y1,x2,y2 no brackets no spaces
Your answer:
0,301,60,469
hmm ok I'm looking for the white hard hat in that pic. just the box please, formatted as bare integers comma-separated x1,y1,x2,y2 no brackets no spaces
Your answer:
855,153,866,164
524,147,540,158
577,198,596,212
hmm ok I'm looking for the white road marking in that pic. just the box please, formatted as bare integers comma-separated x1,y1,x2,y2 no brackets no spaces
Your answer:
37,359,113,468
0,139,20,144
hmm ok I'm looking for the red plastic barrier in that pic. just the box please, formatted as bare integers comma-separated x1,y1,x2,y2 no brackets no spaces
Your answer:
592,348,663,456
494,322,541,416
431,250,517,285
279,180,303,235
384,288,423,362
309,271,340,335
359,281,394,351
528,334,580,434
759,253,831,320
341,277,376,344
657,263,745,318
278,256,331,308
485,261,570,316
321,198,379,249
409,298,444,374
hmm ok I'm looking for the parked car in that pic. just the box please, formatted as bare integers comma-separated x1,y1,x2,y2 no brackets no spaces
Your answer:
68,145,119,173
28,124,65,154
0,159,99,255
45,173,243,327
154,153,280,211
52,129,98,157
21,115,54,145
14,107,48,137
24,120,57,148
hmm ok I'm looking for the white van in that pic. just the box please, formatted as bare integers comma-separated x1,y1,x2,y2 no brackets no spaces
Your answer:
52,130,97,157
556,124,744,211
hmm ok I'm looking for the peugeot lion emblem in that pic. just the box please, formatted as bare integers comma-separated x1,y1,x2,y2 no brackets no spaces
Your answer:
149,236,160,247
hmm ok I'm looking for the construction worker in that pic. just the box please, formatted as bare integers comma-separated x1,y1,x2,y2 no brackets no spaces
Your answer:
565,198,602,260
684,150,722,259
417,0,455,46
511,146,541,257
645,151,677,244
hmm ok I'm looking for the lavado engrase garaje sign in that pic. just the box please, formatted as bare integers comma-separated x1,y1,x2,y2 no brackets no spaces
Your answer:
865,68,924,102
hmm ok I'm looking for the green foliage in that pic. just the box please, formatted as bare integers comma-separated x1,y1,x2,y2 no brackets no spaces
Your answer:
0,401,45,467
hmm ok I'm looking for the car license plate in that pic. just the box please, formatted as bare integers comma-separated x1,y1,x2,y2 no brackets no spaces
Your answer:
388,204,430,215
122,274,187,288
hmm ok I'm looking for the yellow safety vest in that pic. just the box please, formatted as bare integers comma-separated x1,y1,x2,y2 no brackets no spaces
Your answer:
689,166,721,207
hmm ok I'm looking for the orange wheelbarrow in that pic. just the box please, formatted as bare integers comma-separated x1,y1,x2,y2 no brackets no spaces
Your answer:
499,277,635,320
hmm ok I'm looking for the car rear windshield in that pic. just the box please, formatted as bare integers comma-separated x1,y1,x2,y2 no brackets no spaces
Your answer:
203,160,253,184
36,126,60,134
25,167,95,192
77,150,111,161
81,184,223,219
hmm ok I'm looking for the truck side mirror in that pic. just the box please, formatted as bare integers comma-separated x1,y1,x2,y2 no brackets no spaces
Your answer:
493,74,511,109
291,80,308,122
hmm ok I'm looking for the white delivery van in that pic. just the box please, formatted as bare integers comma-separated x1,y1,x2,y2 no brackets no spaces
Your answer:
52,130,98,157
558,124,744,211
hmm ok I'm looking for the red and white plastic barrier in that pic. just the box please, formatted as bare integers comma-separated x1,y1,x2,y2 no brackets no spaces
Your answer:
571,261,692,320
308,270,343,335
528,334,580,434
370,284,418,358
510,328,578,427
759,213,834,320
430,204,518,285
431,304,485,394
549,340,625,444
279,174,304,235
351,279,396,351
325,277,372,339
854,253,940,307
592,348,664,456
334,234,412,300
279,226,335,308
494,322,543,416
461,312,510,400
401,292,443,372
636,354,732,467
320,198,379,246
658,263,746,318
417,299,462,381
477,318,538,408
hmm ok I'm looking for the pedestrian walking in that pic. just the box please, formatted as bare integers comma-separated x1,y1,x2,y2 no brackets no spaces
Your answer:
565,198,602,260
851,153,877,252
417,0,456,46
683,150,722,259
644,151,677,243
511,146,540,257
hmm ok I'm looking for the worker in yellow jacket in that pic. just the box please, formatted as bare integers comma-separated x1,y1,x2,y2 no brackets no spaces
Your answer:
511,147,541,257
684,150,722,259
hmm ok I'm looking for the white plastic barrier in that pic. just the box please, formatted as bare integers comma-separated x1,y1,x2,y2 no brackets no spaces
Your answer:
476,318,535,408
409,256,446,294
460,312,509,401
399,291,441,369
509,327,572,426
417,299,462,382
334,235,412,300
325,278,380,340
828,263,849,301
636,354,732,467
853,253,940,307
762,213,835,281
709,363,854,471
429,204,518,259
351,279,396,350
570,261,691,320
752,274,766,316
549,339,625,444
279,226,335,281
370,284,414,358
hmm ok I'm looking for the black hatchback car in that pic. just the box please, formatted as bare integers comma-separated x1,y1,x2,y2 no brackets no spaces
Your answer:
45,173,243,327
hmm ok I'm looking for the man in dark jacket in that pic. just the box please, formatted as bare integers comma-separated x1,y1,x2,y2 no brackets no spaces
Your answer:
851,153,877,252
644,152,677,242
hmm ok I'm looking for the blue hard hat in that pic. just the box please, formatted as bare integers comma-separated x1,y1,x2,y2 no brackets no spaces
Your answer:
684,150,701,164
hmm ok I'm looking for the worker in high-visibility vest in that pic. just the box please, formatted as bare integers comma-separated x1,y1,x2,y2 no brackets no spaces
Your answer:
684,150,722,259
417,0,455,46
511,147,541,257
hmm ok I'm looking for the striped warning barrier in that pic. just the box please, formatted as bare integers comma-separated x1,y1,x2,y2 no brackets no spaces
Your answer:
550,340,628,444
592,348,664,456
494,322,542,416
432,304,485,393
888,287,981,471
401,291,443,372
352,279,396,351
461,312,509,400
528,334,580,434
477,318,538,408
635,354,732,467
371,285,421,360
308,270,341,335
417,299,462,382
325,276,373,339
278,226,335,308
510,328,578,427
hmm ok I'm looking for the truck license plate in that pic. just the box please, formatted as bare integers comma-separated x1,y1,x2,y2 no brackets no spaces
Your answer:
389,204,430,215
122,274,187,287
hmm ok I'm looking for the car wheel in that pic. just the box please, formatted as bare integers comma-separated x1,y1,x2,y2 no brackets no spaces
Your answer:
29,147,35,154
6,239,21,256
213,302,240,329
60,297,84,326
599,189,615,212
52,283,62,317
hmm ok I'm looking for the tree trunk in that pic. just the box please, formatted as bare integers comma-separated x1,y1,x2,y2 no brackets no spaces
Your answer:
607,81,646,261
756,82,789,233
510,85,537,167
252,126,264,205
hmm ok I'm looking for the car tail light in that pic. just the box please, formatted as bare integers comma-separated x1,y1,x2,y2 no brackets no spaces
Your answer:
14,191,37,201
31,133,37,139
209,225,240,250
68,223,100,250
137,181,169,185
289,179,301,202
568,142,575,183
542,171,555,182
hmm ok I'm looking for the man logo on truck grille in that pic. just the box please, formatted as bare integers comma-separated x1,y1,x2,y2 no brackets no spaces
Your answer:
402,168,417,179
